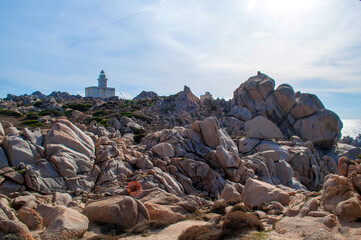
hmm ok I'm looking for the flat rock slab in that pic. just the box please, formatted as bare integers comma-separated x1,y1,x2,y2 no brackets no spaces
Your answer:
122,220,208,240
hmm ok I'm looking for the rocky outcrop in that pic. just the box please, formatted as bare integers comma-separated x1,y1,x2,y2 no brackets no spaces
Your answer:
245,116,284,140
83,196,149,229
37,204,89,239
134,90,159,100
242,178,290,209
175,86,200,111
232,73,342,150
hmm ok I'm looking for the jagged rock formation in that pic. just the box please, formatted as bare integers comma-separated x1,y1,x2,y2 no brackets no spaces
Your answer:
0,72,360,239
232,73,342,150
133,90,159,100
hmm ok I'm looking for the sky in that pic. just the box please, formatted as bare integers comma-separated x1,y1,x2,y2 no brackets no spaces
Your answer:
0,0,361,119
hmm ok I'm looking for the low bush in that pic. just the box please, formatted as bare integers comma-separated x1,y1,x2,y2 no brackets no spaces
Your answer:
220,211,264,239
134,128,146,134
120,112,152,123
26,112,40,120
98,223,125,236
229,203,250,213
63,103,92,112
39,110,63,116
209,201,228,215
21,120,43,127
210,105,217,111
0,109,22,117
134,133,147,143
178,225,219,240
128,220,175,235
93,110,109,116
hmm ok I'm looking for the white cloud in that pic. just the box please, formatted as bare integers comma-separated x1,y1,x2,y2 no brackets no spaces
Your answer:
117,91,133,100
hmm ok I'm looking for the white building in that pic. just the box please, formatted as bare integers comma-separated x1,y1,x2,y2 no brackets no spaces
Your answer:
85,70,115,98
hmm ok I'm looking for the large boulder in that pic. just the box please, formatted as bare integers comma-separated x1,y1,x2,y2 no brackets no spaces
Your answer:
245,116,284,140
229,105,252,121
151,142,175,160
44,119,98,192
37,204,88,239
199,116,221,149
242,178,290,209
0,197,33,240
83,196,150,230
293,109,342,150
0,147,9,169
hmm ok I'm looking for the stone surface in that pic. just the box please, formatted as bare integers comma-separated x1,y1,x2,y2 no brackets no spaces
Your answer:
229,105,252,121
37,203,88,239
242,178,290,209
293,109,342,150
151,142,175,160
238,138,259,153
245,116,284,140
17,207,43,230
199,116,221,149
83,196,150,229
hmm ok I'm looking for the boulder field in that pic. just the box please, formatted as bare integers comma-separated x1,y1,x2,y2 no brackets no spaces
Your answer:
0,73,359,239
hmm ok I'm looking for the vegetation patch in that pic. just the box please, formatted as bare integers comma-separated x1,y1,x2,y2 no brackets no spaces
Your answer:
93,110,109,116
209,201,228,215
229,203,250,213
63,103,92,112
127,220,175,235
0,109,22,117
120,112,152,123
21,120,43,127
25,112,40,120
220,211,264,239
178,225,219,240
134,133,147,143
39,109,63,116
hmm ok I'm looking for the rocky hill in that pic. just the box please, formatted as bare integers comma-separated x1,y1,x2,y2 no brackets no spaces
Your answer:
0,73,360,240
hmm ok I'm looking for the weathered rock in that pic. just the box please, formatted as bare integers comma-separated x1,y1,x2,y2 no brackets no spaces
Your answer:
0,122,4,136
151,142,175,160
37,204,88,239
290,92,324,119
17,207,43,230
337,143,361,160
134,90,159,100
293,109,342,150
23,159,66,194
299,198,318,217
238,138,259,153
242,178,290,209
52,192,72,206
199,116,221,149
0,147,9,169
335,197,361,221
245,116,284,140
44,119,98,192
175,86,200,111
323,214,338,228
83,196,150,229
275,160,293,186
1,135,42,167
273,84,296,114
0,197,33,240
229,105,252,121
219,181,243,202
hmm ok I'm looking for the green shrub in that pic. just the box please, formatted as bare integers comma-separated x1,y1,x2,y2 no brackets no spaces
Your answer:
89,117,104,123
98,223,125,236
21,120,43,127
134,133,146,143
210,105,217,111
33,101,43,108
93,110,109,116
64,110,73,116
39,110,63,116
134,128,146,134
220,211,264,238
26,112,40,120
120,112,152,123
0,109,22,117
63,103,92,112
99,119,109,126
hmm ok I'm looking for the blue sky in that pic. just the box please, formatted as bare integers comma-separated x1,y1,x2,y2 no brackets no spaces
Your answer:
0,0,361,119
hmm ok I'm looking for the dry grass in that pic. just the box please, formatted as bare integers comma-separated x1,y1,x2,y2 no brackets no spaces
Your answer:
208,201,228,215
229,203,250,213
128,219,177,235
178,225,219,240
220,211,264,239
